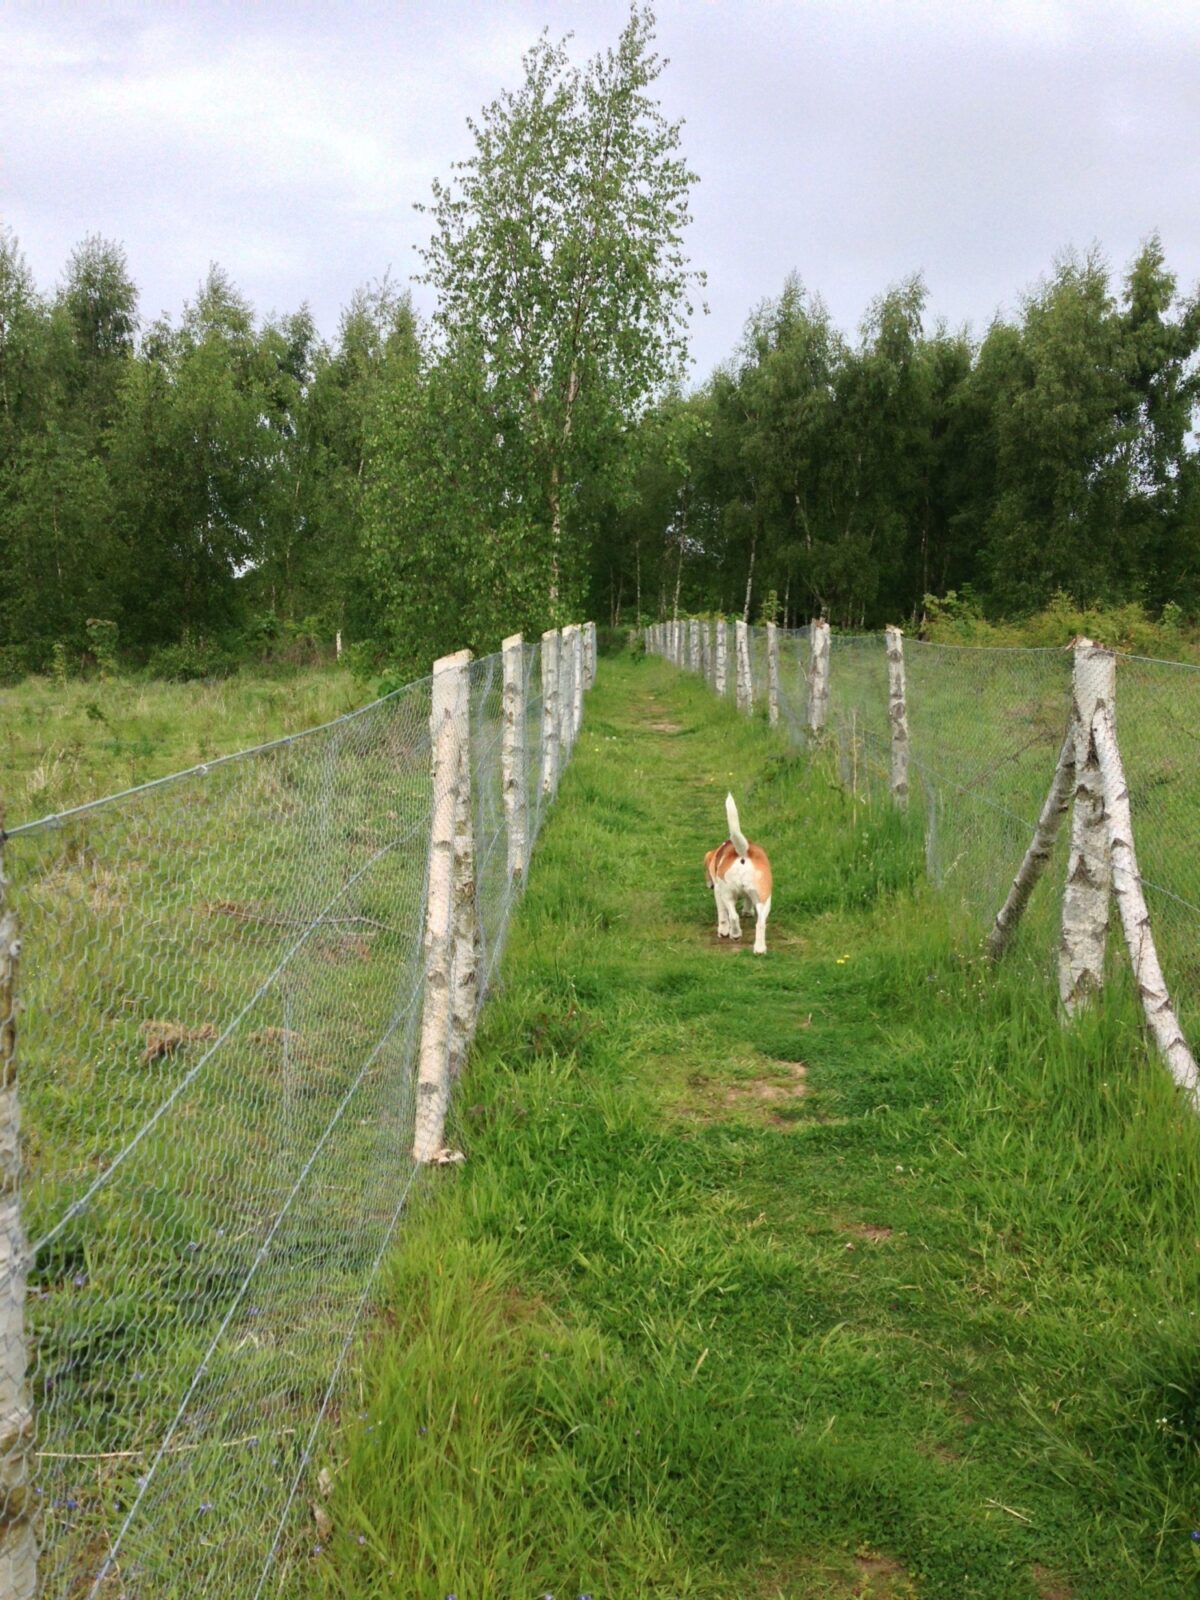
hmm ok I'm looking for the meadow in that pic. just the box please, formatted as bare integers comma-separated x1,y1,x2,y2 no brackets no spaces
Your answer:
315,650,1200,1599
1,665,367,825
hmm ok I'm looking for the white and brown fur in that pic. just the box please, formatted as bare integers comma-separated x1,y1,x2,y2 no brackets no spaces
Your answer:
704,793,773,954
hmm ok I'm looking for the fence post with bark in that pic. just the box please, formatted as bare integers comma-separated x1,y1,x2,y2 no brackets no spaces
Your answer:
502,633,527,883
808,620,830,736
715,620,728,697
1059,640,1115,1015
766,621,780,725
541,628,561,800
885,626,909,808
735,620,753,714
413,648,471,1162
0,825,35,1599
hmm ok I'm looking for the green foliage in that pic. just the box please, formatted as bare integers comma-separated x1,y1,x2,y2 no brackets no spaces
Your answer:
84,618,119,677
364,3,701,660
921,589,1200,660
616,237,1200,636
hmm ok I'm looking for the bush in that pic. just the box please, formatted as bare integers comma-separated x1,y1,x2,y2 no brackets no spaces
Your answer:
920,589,1200,662
144,634,238,682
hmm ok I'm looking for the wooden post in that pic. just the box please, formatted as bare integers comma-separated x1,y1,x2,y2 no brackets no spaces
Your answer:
735,620,752,714
502,634,527,883
541,628,561,799
585,620,597,689
571,625,584,740
0,825,35,1599
766,621,780,726
715,620,728,696
1092,704,1200,1107
987,727,1075,962
698,619,708,682
449,664,480,1078
808,619,830,736
414,649,470,1161
558,624,577,759
885,626,909,808
1059,640,1115,1015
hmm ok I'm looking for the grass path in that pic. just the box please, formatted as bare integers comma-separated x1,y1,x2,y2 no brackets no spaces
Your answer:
319,652,1200,1599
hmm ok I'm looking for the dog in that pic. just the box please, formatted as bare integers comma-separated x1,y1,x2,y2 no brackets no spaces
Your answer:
704,793,773,954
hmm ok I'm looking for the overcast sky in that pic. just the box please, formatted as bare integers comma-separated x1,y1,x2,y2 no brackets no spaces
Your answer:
2,0,1197,381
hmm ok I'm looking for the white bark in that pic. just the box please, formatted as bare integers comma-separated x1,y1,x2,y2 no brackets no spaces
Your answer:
885,626,910,808
715,621,728,696
735,620,753,713
808,620,830,735
986,727,1075,962
501,634,527,883
688,619,700,673
1092,704,1200,1107
766,621,780,726
558,624,579,759
414,649,470,1161
1059,641,1115,1014
584,621,597,688
449,673,479,1080
707,622,717,690
541,629,561,798
698,619,708,681
0,863,35,1599
572,625,584,738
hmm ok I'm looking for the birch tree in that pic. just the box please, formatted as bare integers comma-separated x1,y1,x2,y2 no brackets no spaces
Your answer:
416,4,701,624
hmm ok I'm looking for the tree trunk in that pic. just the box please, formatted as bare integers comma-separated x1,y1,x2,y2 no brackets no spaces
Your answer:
743,533,757,622
414,649,471,1160
0,831,35,1598
1059,641,1115,1014
987,727,1074,961
1092,704,1200,1106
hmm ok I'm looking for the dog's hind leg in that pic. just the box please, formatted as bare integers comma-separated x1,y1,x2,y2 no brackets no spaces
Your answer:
753,894,771,955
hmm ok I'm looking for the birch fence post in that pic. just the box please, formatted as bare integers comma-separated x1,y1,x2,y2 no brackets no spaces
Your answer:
699,619,708,682
449,664,480,1077
559,624,578,759
986,727,1075,961
0,825,35,1599
885,626,910,808
413,648,470,1161
541,628,561,800
735,620,753,714
576,627,588,745
1059,640,1115,1015
1092,704,1200,1105
584,621,596,689
707,622,716,690
502,634,527,884
808,619,830,736
715,620,728,696
766,621,780,725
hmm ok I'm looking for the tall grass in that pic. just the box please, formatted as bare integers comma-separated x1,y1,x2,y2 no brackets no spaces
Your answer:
1,666,363,822
315,653,1200,1599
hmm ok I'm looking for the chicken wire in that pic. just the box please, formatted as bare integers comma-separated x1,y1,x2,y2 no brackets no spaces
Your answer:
650,621,1200,1043
1,634,571,1597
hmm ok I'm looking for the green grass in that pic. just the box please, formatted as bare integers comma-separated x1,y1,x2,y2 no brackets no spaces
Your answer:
1,665,366,823
316,651,1200,1599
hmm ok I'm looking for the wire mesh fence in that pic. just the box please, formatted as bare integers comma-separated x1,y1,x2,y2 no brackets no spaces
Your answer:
0,626,588,1597
648,618,1200,1067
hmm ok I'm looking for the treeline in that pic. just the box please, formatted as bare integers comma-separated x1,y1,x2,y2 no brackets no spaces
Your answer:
0,229,420,677
4,223,1198,683
607,240,1200,629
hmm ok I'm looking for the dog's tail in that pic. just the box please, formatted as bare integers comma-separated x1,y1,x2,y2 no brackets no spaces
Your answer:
726,792,749,858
